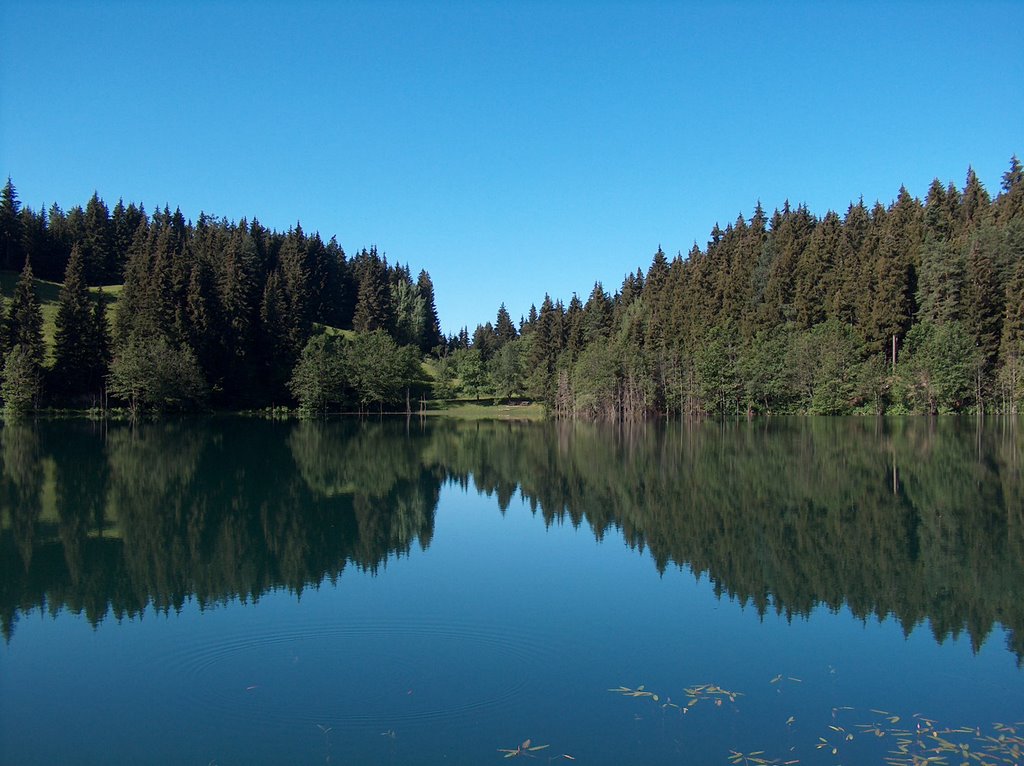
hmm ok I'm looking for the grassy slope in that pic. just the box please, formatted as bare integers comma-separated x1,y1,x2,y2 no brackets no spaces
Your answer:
0,270,121,366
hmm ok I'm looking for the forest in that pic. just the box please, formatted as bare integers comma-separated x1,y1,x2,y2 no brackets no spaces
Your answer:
458,158,1024,417
0,156,1022,417
0,180,443,416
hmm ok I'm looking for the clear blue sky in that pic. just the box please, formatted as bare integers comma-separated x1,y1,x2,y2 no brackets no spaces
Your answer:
2,1,1021,335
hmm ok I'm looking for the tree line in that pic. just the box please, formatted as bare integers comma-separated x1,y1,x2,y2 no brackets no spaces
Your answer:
0,180,442,415
452,158,1024,417
2,158,1022,418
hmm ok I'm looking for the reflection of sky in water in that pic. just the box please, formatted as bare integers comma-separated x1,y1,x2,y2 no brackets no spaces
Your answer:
2,480,1021,765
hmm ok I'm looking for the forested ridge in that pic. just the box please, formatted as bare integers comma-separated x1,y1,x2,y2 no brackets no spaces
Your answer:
455,157,1024,417
0,157,1022,417
0,179,442,415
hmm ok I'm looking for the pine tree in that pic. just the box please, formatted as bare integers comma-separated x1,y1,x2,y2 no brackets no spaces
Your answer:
472,322,497,361
352,248,394,333
996,155,1024,223
185,255,217,376
258,269,292,398
83,192,113,283
218,223,259,363
89,295,111,393
565,294,584,356
391,267,423,348
923,178,962,241
997,258,1024,411
582,282,612,344
962,227,1005,383
868,187,921,358
278,225,313,356
53,245,100,398
760,202,815,326
416,270,442,353
525,294,558,399
5,259,44,366
494,302,517,346
794,211,840,328
0,178,23,271
960,167,992,234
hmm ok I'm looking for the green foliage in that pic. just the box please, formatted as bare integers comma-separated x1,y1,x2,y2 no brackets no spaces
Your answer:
489,341,523,400
4,259,44,364
467,157,1023,418
453,348,489,399
898,320,978,413
738,327,791,414
430,355,457,399
694,325,741,416
2,343,42,416
571,342,620,419
53,244,110,399
0,178,23,271
288,333,347,415
352,248,393,334
6,160,1024,417
345,330,420,411
784,320,863,415
107,335,207,417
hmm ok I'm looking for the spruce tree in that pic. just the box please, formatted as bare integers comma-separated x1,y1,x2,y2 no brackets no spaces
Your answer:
960,167,992,233
278,226,313,356
997,258,1024,411
53,245,97,398
996,155,1024,223
494,303,517,346
83,192,113,283
5,259,44,366
0,177,23,271
352,248,393,333
582,282,612,344
416,270,442,352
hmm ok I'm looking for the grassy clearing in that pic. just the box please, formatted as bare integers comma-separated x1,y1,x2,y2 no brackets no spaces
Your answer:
423,399,545,421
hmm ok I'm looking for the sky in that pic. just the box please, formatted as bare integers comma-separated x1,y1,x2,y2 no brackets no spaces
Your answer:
1,1,1022,336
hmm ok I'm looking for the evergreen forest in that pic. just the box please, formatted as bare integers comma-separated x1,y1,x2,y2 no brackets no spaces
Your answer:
0,156,1022,417
460,158,1024,417
0,179,442,416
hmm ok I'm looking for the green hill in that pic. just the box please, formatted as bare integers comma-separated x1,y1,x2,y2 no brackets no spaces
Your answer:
0,270,120,366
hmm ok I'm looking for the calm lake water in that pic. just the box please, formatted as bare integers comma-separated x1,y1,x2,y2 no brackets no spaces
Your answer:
1,416,1022,765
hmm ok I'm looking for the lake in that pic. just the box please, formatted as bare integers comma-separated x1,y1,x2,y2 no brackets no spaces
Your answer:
1,416,1022,765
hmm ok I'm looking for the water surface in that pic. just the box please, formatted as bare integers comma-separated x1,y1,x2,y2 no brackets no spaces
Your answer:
1,417,1022,764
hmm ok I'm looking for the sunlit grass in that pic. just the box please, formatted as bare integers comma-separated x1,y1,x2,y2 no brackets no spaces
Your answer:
0,270,121,366
423,399,545,421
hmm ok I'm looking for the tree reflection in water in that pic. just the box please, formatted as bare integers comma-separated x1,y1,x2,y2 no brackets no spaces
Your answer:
1,416,1021,659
